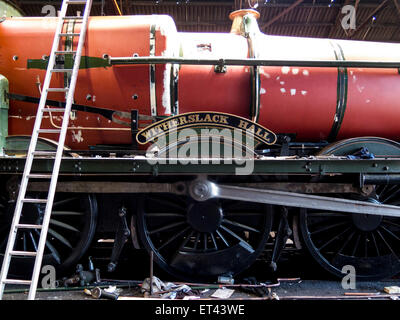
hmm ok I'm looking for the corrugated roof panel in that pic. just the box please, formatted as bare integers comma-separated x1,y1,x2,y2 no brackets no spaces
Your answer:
7,0,400,43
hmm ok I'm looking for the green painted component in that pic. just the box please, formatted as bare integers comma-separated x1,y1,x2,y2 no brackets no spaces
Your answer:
27,56,111,70
4,136,58,155
0,1,23,17
317,137,400,158
1,157,400,176
0,75,9,156
327,41,348,142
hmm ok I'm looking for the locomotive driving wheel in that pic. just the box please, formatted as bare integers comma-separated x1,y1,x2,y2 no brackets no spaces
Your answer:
136,193,272,281
0,187,98,277
300,137,400,280
299,187,400,280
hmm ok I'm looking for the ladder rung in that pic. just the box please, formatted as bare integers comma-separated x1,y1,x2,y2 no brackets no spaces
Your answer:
63,16,84,20
66,0,87,4
10,251,37,257
32,151,57,156
47,88,69,92
42,108,65,113
55,51,77,54
27,174,52,179
59,33,80,37
21,198,48,204
15,224,43,229
51,69,73,73
3,279,31,285
38,129,61,134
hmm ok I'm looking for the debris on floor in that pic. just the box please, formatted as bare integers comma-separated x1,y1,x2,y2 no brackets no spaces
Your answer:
384,286,400,294
211,288,235,299
91,287,119,300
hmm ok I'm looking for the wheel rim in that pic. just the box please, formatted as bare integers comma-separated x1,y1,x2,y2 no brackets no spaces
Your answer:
136,194,272,281
0,192,97,276
299,186,400,280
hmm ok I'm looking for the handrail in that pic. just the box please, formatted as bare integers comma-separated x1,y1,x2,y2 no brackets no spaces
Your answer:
108,56,400,69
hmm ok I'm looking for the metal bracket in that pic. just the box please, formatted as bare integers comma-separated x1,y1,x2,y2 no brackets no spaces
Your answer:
214,59,227,73
268,207,292,272
131,109,139,149
107,206,131,273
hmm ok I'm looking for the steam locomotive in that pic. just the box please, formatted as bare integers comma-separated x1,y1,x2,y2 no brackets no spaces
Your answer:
1,8,400,282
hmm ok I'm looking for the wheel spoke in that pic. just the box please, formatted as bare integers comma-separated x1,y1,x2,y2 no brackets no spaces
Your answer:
378,184,390,199
376,229,399,260
380,225,400,242
381,186,400,204
351,233,361,257
50,219,80,232
44,240,61,264
178,230,194,251
224,212,264,216
32,231,40,251
222,218,260,233
210,232,218,250
53,197,79,208
216,229,230,247
48,228,73,249
310,221,348,235
51,210,84,216
193,232,200,250
22,232,27,252
334,230,355,257
318,226,351,251
383,219,400,229
157,226,191,251
147,221,186,235
371,232,380,256
220,225,248,245
146,213,185,218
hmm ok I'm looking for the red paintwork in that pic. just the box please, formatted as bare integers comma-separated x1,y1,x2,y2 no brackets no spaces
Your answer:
1,14,400,148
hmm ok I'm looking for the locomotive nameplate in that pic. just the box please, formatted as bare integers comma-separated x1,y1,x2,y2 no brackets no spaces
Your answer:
136,112,277,146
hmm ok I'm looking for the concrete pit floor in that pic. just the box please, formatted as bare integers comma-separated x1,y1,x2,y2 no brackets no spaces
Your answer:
2,248,400,300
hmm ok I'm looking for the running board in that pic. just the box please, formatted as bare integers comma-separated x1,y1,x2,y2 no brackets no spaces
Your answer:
183,180,400,218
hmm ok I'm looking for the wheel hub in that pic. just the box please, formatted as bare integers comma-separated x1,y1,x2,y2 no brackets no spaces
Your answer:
186,202,223,233
351,213,383,232
351,198,383,232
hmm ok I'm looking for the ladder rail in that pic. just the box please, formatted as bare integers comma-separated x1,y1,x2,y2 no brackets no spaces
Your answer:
0,0,93,301
28,0,93,301
0,2,69,299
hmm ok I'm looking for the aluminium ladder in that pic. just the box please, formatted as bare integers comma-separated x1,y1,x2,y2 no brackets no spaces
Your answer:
0,0,93,300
